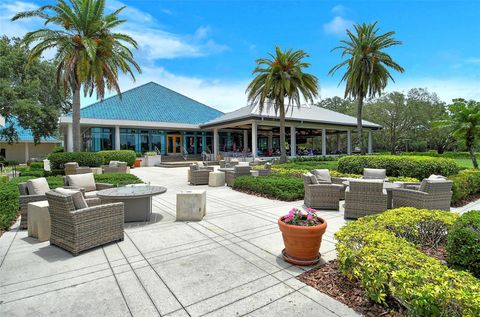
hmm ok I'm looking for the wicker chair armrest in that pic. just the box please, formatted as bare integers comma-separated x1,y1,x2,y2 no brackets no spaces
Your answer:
198,166,214,171
96,183,114,190
391,188,428,197
63,186,86,194
71,202,124,221
404,183,421,190
19,194,46,203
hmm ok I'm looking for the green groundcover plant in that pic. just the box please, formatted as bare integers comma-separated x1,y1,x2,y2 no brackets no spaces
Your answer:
233,174,303,201
335,208,480,316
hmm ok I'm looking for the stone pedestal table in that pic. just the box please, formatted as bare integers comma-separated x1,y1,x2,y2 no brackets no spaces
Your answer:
27,201,50,241
208,171,225,187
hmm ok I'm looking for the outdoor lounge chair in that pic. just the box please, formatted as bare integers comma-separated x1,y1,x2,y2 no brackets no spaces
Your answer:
249,158,267,167
189,164,214,185
17,177,99,230
256,162,273,176
344,180,388,219
64,162,92,175
311,169,347,199
226,165,251,186
63,173,114,198
391,178,453,211
101,161,128,174
45,190,124,255
219,160,239,168
303,173,343,210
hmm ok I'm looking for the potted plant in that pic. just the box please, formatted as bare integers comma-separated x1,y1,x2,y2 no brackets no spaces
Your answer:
278,208,327,266
143,151,161,167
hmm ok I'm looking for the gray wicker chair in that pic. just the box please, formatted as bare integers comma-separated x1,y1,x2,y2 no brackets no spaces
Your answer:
45,190,124,255
101,161,128,174
256,162,273,176
391,179,453,211
344,180,388,219
64,162,92,175
219,160,240,168
311,169,347,200
303,173,343,210
189,164,214,185
249,158,267,167
226,165,252,186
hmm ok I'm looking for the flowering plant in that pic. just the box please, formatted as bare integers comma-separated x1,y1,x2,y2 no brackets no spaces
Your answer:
282,208,322,226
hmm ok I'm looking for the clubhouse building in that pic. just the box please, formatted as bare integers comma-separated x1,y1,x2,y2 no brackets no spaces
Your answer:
59,82,381,159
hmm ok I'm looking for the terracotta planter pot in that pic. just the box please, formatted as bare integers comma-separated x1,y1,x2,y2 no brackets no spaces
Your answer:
278,216,327,266
134,159,142,168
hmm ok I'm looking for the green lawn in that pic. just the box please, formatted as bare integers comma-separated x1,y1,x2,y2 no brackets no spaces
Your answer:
454,158,474,169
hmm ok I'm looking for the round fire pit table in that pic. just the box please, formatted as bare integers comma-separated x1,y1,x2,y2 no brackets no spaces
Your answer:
97,185,167,222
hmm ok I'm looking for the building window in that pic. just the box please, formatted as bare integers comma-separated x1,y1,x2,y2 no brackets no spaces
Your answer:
91,128,113,151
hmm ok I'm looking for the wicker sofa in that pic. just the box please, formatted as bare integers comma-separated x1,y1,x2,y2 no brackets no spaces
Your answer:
226,165,252,187
101,161,128,174
391,179,453,211
303,173,343,210
189,164,214,185
344,180,388,219
45,190,124,255
63,173,113,198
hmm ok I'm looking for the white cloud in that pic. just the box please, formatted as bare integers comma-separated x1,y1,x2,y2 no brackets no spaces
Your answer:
331,5,348,15
465,58,480,65
0,1,40,37
323,16,353,36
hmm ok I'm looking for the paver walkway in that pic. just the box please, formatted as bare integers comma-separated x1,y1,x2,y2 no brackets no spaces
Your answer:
0,166,360,316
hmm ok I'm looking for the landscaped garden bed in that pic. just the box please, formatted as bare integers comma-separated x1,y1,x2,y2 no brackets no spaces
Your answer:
299,208,480,317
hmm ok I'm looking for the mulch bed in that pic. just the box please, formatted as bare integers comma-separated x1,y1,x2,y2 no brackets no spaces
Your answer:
298,260,407,317
451,192,480,207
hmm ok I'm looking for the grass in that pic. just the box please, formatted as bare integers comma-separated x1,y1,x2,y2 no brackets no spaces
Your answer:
454,158,474,169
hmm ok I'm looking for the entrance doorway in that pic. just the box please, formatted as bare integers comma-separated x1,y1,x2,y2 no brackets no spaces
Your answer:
167,134,182,154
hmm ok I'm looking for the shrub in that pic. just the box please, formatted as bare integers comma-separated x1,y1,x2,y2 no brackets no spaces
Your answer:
94,173,143,186
271,161,338,178
51,145,64,153
20,169,45,177
337,155,459,179
446,211,480,278
98,150,136,166
29,162,44,169
288,156,336,163
48,152,103,170
336,208,479,317
449,169,480,204
233,174,303,201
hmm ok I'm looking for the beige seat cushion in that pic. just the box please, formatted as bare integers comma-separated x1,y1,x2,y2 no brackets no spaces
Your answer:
26,178,50,195
304,172,318,184
109,161,120,167
55,188,88,210
84,191,98,198
66,173,96,192
312,169,332,183
363,168,387,180
428,174,447,180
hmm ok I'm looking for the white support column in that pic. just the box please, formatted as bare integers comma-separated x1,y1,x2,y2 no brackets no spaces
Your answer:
67,124,73,152
268,131,273,150
251,122,258,159
24,142,29,163
368,130,373,154
290,126,296,157
114,126,120,150
322,128,327,156
243,130,248,151
347,130,352,155
213,128,219,159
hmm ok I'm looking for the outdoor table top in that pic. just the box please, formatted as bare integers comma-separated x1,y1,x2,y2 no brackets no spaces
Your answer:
97,185,167,199
342,180,403,189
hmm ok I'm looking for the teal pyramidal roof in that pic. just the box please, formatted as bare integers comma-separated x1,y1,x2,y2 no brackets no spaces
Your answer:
76,82,224,124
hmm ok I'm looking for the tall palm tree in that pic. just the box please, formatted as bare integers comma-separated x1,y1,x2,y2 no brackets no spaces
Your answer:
246,46,318,163
12,0,141,152
437,99,480,169
329,21,404,154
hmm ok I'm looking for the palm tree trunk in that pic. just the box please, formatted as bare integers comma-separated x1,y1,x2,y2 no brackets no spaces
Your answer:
72,87,81,152
279,103,287,163
467,135,478,169
357,95,365,154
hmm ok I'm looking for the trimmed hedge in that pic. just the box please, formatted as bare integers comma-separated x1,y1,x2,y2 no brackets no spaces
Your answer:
400,151,480,159
336,208,479,317
337,155,459,180
48,152,103,170
98,150,136,166
0,173,143,232
288,156,337,163
446,211,480,278
449,169,480,204
233,174,303,201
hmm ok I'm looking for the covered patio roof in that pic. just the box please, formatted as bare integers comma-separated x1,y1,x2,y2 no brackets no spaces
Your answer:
201,105,382,130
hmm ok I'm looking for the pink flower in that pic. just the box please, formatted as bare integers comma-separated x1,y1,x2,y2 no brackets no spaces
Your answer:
306,208,317,213
307,214,314,221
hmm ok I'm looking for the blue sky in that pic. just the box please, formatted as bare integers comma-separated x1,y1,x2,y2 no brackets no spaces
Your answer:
1,0,479,112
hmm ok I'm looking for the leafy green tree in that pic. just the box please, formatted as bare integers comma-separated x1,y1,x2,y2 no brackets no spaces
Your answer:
316,96,355,116
438,99,480,168
12,0,141,152
329,21,404,154
0,36,70,144
246,46,318,163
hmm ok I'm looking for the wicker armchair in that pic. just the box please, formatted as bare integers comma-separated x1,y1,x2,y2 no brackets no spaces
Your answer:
101,161,128,174
45,191,124,255
311,169,347,199
344,180,388,219
249,158,267,167
63,173,113,198
303,174,342,210
391,179,453,211
226,165,252,186
189,164,214,185
219,160,240,168
64,162,92,175
256,162,273,176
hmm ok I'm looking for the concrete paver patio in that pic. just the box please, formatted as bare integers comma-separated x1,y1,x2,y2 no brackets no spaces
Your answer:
0,166,359,316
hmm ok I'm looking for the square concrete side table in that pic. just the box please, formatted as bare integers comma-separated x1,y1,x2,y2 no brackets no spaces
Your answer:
176,190,206,221
208,171,225,187
27,201,50,241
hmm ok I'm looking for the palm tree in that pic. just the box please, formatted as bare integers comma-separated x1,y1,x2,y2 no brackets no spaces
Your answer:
329,21,404,154
12,0,141,152
246,46,318,163
437,99,480,169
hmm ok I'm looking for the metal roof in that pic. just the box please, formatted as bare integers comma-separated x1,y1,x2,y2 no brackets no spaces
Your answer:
201,104,382,129
71,82,224,125
0,117,60,142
